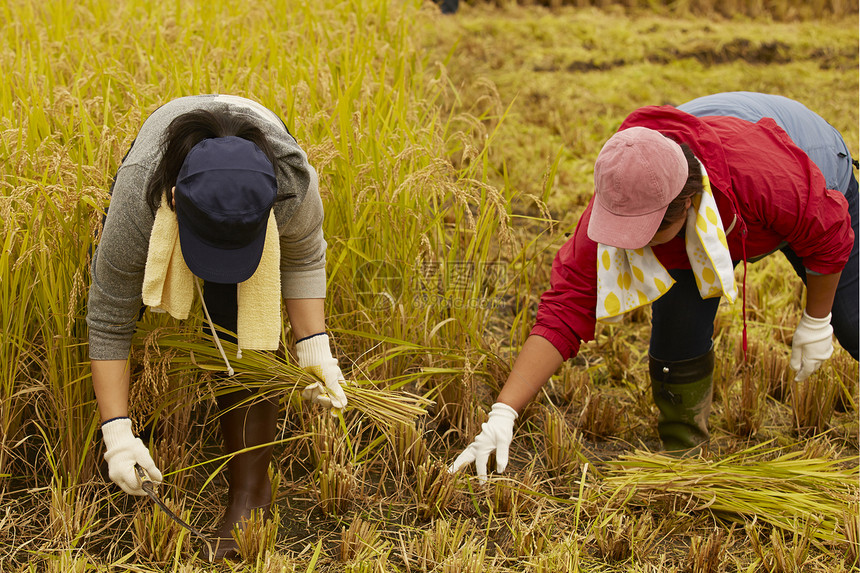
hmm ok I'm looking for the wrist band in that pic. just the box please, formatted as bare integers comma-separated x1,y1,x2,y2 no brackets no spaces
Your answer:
296,332,327,344
101,416,130,427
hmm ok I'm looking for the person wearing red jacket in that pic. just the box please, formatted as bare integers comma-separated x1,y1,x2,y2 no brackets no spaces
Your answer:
451,92,857,479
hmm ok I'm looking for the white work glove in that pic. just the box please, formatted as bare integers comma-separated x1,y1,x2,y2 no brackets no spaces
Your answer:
790,311,834,382
296,333,348,410
101,417,163,496
448,402,518,483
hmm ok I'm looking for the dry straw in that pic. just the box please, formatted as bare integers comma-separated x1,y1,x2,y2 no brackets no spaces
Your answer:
605,442,859,546
134,324,433,429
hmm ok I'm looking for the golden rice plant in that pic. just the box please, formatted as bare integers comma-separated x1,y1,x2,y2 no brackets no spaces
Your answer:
577,390,623,440
317,458,359,517
723,363,767,438
686,528,728,573
339,514,391,567
432,358,487,439
2,0,859,570
0,218,38,479
28,183,101,485
234,506,280,565
590,510,633,563
129,328,206,452
134,324,434,431
404,517,486,572
791,368,841,435
148,439,196,499
759,344,793,403
589,507,661,564
310,414,354,469
829,350,859,414
28,552,97,573
546,363,591,408
392,420,430,478
344,561,388,573
439,542,488,573
311,416,361,517
605,443,858,545
171,564,213,573
47,476,100,549
542,407,587,478
844,502,860,569
593,323,643,385
508,511,554,558
403,518,473,569
131,495,193,564
413,458,457,520
242,553,299,573
746,516,815,573
489,466,539,517
530,535,583,573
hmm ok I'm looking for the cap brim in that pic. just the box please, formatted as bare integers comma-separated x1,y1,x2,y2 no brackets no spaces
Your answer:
586,200,666,250
177,220,267,284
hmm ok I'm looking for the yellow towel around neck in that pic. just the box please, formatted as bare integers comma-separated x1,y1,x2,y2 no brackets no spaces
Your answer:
595,162,736,322
142,200,282,352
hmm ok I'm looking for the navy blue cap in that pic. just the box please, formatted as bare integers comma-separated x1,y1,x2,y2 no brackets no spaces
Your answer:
174,136,277,284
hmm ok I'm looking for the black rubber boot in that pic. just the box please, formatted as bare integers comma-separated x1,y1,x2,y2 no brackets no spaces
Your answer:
208,390,278,560
649,347,715,456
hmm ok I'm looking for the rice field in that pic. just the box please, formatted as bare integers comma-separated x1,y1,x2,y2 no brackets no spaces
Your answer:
0,0,857,571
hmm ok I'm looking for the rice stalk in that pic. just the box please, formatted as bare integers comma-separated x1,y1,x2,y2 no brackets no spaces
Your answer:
234,506,280,565
828,350,858,414
2,0,858,569
311,414,356,469
530,535,583,573
746,516,815,573
343,383,433,428
316,457,358,517
843,502,859,569
28,552,97,573
133,324,434,429
577,389,623,441
148,438,195,499
489,466,540,517
686,528,727,573
0,223,38,477
47,476,100,549
339,514,391,565
723,363,767,438
590,510,633,563
440,539,488,573
542,407,586,478
239,552,299,573
392,420,430,477
405,518,479,571
605,443,859,544
508,510,554,557
791,369,840,435
131,495,192,564
412,458,457,520
547,363,590,408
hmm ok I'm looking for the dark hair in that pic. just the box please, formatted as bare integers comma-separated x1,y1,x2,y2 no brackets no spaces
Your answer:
657,143,702,231
146,108,278,213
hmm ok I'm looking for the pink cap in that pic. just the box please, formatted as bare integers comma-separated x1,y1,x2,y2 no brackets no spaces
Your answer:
587,127,688,249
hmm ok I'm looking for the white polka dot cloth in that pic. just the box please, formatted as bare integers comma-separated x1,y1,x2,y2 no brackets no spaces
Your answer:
596,162,736,322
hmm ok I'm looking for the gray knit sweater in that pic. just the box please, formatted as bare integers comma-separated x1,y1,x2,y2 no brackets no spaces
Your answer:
87,95,327,360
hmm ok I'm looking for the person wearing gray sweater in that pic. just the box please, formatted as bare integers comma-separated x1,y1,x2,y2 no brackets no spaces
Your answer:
88,94,347,560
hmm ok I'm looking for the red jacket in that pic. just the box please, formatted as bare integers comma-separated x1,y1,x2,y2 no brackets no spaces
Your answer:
531,106,853,360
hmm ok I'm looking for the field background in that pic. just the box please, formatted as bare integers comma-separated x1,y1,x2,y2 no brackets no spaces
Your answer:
0,0,857,571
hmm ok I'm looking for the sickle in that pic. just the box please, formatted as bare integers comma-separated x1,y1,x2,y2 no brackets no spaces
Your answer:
135,464,215,562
